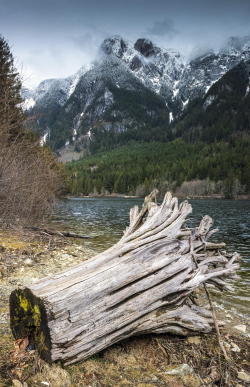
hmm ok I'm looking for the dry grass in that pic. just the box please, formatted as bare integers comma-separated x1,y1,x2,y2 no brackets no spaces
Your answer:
1,332,249,386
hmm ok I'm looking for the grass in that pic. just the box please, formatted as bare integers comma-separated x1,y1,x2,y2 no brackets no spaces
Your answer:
1,332,249,386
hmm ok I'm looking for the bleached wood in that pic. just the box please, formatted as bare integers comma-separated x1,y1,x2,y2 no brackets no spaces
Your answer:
9,191,240,365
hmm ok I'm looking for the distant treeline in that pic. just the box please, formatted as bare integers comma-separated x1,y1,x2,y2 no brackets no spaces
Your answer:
66,137,250,199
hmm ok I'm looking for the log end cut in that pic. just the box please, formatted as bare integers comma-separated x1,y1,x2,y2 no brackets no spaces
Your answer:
9,288,51,362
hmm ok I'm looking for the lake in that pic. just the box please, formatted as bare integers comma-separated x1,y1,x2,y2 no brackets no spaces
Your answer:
52,197,250,320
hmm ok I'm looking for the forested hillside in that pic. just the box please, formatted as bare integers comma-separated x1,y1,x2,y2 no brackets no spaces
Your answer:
66,138,250,199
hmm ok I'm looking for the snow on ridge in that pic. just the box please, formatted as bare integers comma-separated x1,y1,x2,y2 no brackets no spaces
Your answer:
22,64,93,108
67,64,92,97
182,98,189,107
173,80,180,98
22,97,36,110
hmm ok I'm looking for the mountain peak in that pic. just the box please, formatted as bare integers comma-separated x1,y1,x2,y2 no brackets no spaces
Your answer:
100,35,128,58
134,38,159,57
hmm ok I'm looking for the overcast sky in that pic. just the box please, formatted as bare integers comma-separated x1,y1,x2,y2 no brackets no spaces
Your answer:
0,0,249,88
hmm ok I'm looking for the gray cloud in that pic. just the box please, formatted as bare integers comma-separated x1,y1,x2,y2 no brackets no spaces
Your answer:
0,0,249,87
147,19,178,38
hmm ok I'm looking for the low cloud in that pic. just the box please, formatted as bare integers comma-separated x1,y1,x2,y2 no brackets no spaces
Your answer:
188,45,214,60
147,18,178,38
69,29,105,60
70,32,95,52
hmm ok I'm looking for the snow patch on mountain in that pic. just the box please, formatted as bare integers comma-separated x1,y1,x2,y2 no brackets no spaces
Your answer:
203,94,216,110
40,131,49,146
182,98,189,109
23,97,36,110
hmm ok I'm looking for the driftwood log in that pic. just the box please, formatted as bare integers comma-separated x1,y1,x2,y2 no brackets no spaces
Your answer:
26,226,92,239
10,191,239,365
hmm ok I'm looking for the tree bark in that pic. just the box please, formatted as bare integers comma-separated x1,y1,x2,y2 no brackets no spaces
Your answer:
9,191,240,365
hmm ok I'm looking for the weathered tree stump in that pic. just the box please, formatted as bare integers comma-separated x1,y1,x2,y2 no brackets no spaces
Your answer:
10,191,239,365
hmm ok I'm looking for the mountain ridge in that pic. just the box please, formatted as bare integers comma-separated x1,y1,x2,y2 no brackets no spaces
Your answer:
23,34,250,154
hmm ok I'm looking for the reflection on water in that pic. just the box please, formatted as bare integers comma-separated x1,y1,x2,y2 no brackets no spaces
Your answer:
52,197,250,318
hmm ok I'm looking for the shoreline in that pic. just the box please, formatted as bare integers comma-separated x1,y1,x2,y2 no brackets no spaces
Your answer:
63,193,250,200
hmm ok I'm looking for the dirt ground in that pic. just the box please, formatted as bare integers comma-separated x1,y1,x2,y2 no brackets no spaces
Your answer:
0,228,249,387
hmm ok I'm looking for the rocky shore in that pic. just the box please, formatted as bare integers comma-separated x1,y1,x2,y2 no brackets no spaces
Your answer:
0,228,249,387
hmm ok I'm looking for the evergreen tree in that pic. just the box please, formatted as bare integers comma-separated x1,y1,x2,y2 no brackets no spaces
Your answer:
0,36,24,142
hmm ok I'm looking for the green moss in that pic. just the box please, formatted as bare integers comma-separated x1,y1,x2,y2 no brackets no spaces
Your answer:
17,295,42,331
33,304,41,327
10,288,52,363
19,294,30,312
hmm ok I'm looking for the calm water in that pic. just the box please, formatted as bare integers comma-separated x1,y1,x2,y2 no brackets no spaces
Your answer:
52,198,250,319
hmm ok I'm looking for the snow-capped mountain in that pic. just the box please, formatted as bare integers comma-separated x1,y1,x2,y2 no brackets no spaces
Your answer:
100,36,185,97
174,59,250,142
178,36,250,103
23,64,92,108
24,35,250,154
